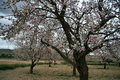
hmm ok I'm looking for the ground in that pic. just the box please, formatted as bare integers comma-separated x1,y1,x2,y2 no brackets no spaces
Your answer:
0,59,120,80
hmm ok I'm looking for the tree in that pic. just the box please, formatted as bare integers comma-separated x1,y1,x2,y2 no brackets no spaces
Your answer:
96,48,112,69
14,25,44,74
14,47,30,60
1,0,120,80
107,41,120,67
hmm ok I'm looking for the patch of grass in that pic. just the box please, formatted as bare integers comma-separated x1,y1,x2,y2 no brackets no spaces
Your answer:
0,64,30,70
61,61,70,65
0,60,120,80
0,62,50,70
0,64,120,80
38,62,49,65
87,61,117,66
114,75,120,80
75,75,80,78
61,61,118,66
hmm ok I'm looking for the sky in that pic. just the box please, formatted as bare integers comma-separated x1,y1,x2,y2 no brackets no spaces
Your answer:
0,0,15,49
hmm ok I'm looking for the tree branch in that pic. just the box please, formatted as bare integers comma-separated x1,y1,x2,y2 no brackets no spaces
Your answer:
98,0,103,11
92,37,120,51
41,38,75,65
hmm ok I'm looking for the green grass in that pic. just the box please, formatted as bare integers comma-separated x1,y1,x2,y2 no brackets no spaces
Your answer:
0,62,50,71
0,61,118,71
114,75,120,80
61,61,69,65
38,62,49,65
0,63,120,80
87,61,118,66
0,64,30,70
60,61,118,67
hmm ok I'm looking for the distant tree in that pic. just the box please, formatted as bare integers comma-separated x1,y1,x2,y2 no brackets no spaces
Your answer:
107,41,120,67
96,48,112,69
14,48,30,60
0,49,14,59
14,25,44,74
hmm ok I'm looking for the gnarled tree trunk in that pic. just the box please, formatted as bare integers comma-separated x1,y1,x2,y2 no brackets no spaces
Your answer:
74,51,88,80
76,57,88,80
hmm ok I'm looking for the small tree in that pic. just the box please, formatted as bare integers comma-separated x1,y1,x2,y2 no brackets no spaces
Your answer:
97,49,112,69
107,41,120,67
14,25,44,74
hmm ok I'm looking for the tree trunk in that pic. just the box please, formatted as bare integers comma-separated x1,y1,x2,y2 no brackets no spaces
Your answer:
74,50,88,80
76,57,88,80
53,60,57,65
49,61,52,67
30,64,34,74
72,65,76,76
73,50,88,80
30,60,35,74
104,62,106,69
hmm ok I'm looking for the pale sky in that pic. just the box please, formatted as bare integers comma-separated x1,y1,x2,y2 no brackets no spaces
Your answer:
0,0,15,49
0,38,15,49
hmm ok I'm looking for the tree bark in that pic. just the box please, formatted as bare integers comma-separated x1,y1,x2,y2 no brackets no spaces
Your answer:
76,57,88,80
30,64,34,74
49,61,52,67
74,51,88,80
72,65,76,76
30,60,35,74
104,62,106,69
